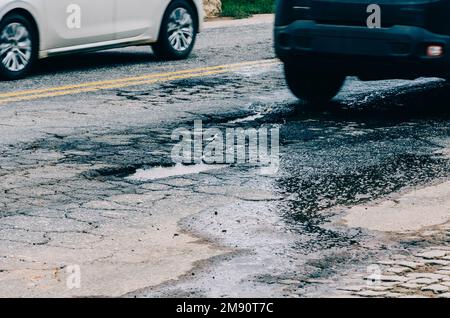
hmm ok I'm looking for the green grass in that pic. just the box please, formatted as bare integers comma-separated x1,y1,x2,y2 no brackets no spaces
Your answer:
221,0,275,19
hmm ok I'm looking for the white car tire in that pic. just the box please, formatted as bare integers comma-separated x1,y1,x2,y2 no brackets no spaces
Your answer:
0,13,38,80
152,0,198,60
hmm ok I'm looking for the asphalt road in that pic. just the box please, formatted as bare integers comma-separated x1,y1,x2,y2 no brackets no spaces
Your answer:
1,16,450,297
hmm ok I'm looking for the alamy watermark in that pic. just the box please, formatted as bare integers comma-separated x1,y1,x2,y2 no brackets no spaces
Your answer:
66,264,81,290
66,4,82,29
367,4,381,29
366,264,382,286
171,120,280,175
64,3,381,31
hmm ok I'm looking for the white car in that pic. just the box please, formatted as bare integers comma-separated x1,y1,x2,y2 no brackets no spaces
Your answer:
0,0,203,80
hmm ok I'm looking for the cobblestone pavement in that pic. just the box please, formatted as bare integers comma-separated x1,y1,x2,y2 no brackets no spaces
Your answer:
333,232,450,298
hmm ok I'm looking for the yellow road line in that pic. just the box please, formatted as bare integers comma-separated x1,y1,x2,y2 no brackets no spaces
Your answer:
0,59,279,103
0,69,235,103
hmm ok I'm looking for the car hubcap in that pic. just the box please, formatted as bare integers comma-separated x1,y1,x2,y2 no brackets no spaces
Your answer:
0,22,32,72
167,7,194,52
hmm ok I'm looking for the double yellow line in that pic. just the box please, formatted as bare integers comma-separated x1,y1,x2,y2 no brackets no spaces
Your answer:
0,59,279,104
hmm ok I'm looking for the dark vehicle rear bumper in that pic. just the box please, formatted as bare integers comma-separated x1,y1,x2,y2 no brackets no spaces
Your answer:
275,20,450,79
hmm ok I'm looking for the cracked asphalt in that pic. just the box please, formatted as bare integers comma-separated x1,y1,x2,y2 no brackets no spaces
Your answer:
1,15,450,298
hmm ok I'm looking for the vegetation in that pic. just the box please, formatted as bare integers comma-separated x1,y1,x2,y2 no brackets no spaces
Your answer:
221,0,275,19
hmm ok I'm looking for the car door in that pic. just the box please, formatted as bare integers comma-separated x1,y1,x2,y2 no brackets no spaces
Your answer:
115,0,168,40
43,0,115,50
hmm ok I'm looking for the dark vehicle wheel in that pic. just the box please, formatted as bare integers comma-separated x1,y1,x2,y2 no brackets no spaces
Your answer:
0,14,38,80
152,0,198,60
284,63,345,104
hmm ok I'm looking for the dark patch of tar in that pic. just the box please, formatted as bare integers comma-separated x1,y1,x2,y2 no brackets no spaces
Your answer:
115,72,285,106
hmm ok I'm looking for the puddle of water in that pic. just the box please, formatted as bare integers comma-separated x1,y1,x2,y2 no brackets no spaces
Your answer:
227,113,264,124
127,163,228,181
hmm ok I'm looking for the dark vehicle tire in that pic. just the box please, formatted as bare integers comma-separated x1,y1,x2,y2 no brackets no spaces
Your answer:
284,63,345,104
0,13,38,80
152,0,198,60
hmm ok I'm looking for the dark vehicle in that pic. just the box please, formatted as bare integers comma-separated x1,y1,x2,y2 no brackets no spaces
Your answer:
274,0,450,103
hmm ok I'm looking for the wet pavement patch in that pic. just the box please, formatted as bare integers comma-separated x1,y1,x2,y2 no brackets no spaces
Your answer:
83,165,139,179
127,163,229,181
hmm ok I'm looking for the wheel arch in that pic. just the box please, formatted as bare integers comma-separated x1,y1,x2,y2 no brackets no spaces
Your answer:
183,0,201,32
